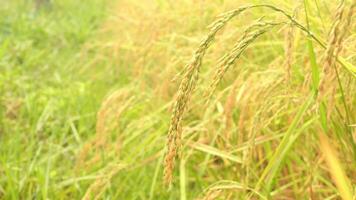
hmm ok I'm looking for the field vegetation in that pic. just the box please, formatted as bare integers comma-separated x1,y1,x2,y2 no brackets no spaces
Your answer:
0,0,355,199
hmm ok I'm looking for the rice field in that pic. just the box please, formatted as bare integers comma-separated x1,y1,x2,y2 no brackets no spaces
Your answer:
0,0,355,199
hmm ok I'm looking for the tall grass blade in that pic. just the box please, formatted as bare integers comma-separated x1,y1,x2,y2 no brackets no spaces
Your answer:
304,0,320,94
255,94,314,194
180,159,187,200
319,133,353,200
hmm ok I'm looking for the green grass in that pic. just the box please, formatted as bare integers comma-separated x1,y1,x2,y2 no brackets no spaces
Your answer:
0,0,111,199
0,0,355,199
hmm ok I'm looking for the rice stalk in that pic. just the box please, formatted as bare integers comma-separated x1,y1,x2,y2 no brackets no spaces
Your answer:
164,4,295,186
164,3,355,186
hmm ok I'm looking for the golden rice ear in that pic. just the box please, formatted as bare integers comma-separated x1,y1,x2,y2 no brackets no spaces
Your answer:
283,6,301,83
318,1,354,119
207,21,281,102
76,89,132,171
163,7,251,185
223,78,240,141
284,22,294,82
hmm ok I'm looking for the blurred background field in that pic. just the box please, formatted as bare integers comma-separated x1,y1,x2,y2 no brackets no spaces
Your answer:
0,0,355,199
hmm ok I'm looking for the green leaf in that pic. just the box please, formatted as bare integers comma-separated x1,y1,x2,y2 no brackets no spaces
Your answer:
304,0,320,94
255,94,314,194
